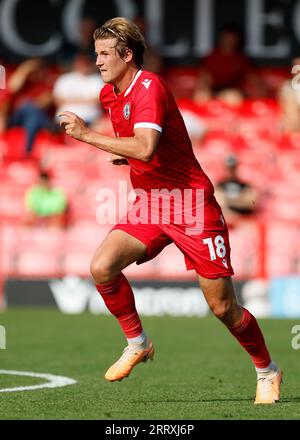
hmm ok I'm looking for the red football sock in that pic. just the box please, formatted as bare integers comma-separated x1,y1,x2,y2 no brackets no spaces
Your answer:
228,307,271,369
96,273,143,339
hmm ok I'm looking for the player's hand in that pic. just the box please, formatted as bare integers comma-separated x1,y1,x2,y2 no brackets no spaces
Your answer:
58,111,89,141
107,154,129,166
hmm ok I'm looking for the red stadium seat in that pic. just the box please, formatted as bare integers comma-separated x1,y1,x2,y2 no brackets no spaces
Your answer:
123,260,155,280
233,149,275,189
0,184,25,221
0,160,38,185
164,67,199,99
65,224,108,252
262,178,300,221
62,252,93,277
197,100,239,134
1,128,57,163
17,227,65,253
155,244,195,280
277,150,300,181
238,99,281,140
0,224,18,276
229,222,261,279
0,224,21,252
265,222,299,276
0,250,16,277
257,67,290,96
200,132,236,153
16,251,61,277
240,99,280,117
69,193,99,222
0,128,27,161
194,149,228,185
262,197,300,221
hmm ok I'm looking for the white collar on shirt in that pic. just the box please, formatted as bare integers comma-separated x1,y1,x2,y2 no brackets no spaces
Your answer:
122,69,143,97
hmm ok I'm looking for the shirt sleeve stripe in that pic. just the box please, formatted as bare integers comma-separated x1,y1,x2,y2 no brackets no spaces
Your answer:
134,122,163,133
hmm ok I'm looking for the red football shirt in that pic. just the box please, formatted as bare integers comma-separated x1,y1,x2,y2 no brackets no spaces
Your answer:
100,70,214,219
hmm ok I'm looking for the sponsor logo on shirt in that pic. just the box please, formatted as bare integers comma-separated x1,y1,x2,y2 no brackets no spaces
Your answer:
222,258,228,268
141,79,152,90
123,102,131,120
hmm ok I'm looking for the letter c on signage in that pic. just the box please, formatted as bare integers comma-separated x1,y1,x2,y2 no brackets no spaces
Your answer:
0,0,62,57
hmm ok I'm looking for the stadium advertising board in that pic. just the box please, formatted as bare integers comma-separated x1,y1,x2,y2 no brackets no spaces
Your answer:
5,278,248,315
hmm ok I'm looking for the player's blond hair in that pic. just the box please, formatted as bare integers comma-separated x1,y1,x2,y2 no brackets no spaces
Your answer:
93,17,146,69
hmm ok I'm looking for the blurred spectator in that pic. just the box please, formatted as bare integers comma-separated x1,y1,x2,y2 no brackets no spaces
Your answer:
23,170,68,228
195,25,267,101
179,106,207,142
215,154,259,226
53,53,103,127
279,57,300,133
0,58,57,156
133,16,164,75
57,17,98,67
143,46,164,76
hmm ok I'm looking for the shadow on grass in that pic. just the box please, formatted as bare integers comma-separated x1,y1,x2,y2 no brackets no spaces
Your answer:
132,398,252,403
132,396,300,404
280,397,300,403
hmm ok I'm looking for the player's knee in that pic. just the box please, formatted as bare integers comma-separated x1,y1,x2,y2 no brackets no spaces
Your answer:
90,256,117,284
209,299,233,322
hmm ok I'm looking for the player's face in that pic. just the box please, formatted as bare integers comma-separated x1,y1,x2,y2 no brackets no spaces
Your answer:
95,38,127,85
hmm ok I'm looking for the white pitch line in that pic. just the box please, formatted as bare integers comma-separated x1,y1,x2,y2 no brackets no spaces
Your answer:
0,370,77,393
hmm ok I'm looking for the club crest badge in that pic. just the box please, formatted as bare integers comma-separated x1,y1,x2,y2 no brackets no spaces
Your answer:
123,103,131,120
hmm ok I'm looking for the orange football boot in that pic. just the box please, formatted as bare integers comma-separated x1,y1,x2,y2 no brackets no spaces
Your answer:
105,341,155,382
254,368,283,404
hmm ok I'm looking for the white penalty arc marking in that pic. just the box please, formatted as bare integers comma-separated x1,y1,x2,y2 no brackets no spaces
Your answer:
0,370,77,393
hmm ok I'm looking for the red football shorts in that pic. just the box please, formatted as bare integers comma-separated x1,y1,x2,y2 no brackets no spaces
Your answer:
112,194,234,279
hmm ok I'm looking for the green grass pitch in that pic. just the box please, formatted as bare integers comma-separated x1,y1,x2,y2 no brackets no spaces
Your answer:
0,308,299,420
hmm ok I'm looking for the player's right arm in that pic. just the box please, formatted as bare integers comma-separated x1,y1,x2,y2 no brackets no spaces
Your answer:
59,110,161,162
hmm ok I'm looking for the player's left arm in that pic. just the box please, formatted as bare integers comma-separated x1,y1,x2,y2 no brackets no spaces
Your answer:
58,111,160,162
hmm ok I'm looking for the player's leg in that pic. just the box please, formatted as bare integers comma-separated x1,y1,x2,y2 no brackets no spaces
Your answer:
90,226,168,381
91,229,154,381
164,191,282,404
198,275,282,403
198,275,269,361
91,229,149,345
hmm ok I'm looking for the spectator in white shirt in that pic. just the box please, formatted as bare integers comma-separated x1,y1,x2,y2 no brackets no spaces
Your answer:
53,53,103,126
